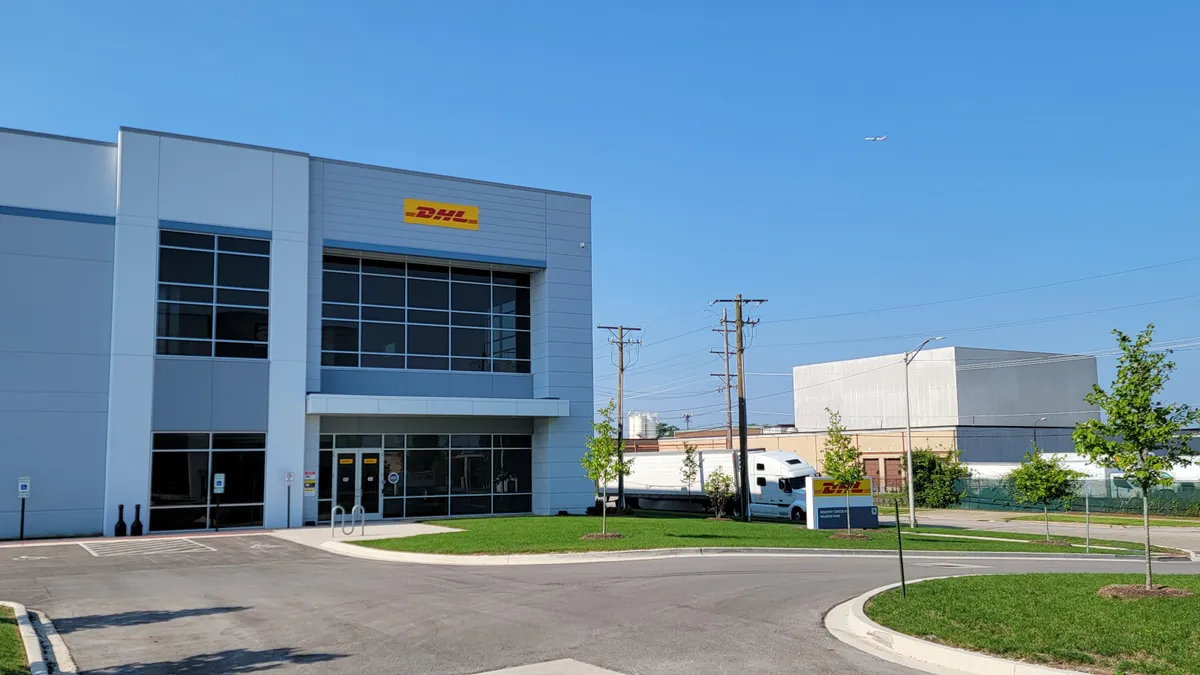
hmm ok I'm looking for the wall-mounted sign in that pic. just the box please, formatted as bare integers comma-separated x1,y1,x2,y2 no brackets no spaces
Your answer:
404,198,480,231
303,471,317,497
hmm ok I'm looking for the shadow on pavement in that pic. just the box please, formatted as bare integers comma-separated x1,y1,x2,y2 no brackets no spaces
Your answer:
55,606,250,633
84,647,344,674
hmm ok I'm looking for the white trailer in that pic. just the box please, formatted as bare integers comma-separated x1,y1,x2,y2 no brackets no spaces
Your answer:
605,450,819,520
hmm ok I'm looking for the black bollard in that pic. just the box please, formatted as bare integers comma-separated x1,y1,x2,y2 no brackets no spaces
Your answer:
114,504,127,537
130,504,144,536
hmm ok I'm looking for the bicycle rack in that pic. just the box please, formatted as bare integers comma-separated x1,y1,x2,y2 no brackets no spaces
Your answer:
331,504,366,537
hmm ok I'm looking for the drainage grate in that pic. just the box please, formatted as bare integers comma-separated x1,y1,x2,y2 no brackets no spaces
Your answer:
79,538,216,557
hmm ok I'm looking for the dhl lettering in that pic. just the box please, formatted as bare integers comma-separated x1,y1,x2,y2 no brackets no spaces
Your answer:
815,480,871,496
403,198,481,230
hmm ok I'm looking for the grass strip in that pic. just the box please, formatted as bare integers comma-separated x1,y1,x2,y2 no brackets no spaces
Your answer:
866,573,1200,675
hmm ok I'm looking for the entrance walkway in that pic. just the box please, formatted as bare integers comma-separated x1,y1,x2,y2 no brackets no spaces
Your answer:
268,521,457,550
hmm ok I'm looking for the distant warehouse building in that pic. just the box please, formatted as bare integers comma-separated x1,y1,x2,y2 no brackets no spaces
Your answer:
658,347,1100,491
0,125,593,539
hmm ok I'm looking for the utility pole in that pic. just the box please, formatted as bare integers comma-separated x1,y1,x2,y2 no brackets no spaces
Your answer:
713,295,767,522
711,307,734,450
597,324,641,511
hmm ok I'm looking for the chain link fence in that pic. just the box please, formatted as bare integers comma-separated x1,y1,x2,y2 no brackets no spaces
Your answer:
952,478,1200,517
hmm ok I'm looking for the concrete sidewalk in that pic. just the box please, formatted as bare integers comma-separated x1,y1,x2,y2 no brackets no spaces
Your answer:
883,508,1200,554
268,521,460,549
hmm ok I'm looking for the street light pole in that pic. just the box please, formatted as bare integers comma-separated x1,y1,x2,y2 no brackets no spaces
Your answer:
903,336,943,528
1033,416,1048,447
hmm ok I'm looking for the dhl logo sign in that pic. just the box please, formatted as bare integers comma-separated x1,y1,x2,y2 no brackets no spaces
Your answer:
404,198,480,231
813,479,872,496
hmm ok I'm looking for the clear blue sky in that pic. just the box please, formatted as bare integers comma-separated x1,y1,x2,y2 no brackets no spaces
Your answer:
4,2,1198,429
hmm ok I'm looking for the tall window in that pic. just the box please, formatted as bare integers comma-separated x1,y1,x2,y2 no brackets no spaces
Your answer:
317,433,532,519
157,230,270,359
321,254,531,373
149,432,267,531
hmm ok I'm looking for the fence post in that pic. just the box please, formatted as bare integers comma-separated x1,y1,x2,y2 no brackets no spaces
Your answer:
1085,492,1090,554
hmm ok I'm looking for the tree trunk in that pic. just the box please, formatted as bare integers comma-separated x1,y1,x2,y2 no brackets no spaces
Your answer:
1044,504,1050,541
1143,492,1152,590
602,483,608,535
846,490,852,534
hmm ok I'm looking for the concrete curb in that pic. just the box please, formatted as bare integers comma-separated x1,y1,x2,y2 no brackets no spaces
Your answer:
322,541,1168,567
825,577,1091,675
1,601,48,675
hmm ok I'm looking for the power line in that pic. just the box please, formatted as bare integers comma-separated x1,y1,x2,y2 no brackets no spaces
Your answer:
756,293,1200,349
762,256,1200,325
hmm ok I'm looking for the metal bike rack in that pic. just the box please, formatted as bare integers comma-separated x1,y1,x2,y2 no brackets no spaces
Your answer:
330,504,366,537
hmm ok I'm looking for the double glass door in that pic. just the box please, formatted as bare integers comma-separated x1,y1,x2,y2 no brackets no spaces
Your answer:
334,450,382,518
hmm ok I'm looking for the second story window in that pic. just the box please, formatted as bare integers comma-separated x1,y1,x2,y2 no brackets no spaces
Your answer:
321,254,531,373
156,230,270,359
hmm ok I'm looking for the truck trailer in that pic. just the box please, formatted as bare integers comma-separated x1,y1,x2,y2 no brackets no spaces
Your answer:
605,449,819,520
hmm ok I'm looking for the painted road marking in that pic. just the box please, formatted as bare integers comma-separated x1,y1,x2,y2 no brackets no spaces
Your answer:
478,660,625,674
79,538,217,557
913,562,991,569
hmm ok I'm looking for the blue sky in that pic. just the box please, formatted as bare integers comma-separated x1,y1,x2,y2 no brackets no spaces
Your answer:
3,2,1198,429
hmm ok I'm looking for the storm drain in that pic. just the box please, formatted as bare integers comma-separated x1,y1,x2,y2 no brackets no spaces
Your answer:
79,538,216,557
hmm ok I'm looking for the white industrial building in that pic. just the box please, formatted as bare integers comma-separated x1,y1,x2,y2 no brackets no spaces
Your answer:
792,347,1101,463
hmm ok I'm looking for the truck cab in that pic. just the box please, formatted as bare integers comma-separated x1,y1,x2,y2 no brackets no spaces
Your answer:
745,451,818,521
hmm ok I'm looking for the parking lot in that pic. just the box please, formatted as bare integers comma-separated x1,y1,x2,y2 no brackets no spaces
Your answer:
0,533,1172,674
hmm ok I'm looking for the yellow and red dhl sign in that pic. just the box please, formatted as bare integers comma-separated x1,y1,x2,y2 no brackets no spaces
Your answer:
404,198,480,231
813,478,872,496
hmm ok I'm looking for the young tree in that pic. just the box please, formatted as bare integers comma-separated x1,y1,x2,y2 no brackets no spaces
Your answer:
581,399,634,535
1073,324,1200,589
680,442,699,513
1007,447,1085,541
704,467,736,519
821,408,867,533
904,447,970,509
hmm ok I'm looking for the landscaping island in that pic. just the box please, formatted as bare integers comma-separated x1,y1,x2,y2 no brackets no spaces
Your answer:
0,606,28,675
352,514,1166,556
866,573,1200,675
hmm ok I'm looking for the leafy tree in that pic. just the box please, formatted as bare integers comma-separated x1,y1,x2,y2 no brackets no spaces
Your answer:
656,422,680,438
680,442,699,512
1073,324,1200,589
1007,447,1086,541
581,399,634,535
821,409,866,533
903,448,969,509
704,467,736,519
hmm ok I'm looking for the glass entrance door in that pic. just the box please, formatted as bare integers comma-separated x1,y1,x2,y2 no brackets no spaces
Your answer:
333,451,382,519
360,452,381,515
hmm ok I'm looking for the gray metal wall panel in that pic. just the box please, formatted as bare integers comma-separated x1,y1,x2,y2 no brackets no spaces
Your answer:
152,359,214,431
316,160,548,262
955,425,1075,463
212,360,269,431
319,368,533,398
152,358,268,432
0,215,112,539
306,160,325,393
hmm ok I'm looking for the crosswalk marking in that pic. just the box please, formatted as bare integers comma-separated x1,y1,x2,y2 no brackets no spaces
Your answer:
79,538,216,557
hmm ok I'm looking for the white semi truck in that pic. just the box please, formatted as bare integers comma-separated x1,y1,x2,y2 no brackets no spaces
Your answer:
604,449,819,520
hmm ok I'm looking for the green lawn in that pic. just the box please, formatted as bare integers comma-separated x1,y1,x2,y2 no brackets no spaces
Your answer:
0,607,28,675
866,574,1200,675
1008,513,1200,528
355,514,1160,556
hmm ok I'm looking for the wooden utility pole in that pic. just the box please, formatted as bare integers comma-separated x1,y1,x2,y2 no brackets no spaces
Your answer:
710,308,734,450
597,324,641,510
712,295,766,522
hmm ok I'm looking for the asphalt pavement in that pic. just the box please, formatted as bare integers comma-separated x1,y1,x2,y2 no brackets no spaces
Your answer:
1,532,1190,674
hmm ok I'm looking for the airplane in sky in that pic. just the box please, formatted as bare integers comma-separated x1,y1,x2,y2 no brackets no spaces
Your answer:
864,135,888,142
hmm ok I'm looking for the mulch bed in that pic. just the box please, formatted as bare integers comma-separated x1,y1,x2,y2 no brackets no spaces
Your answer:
1097,584,1196,599
830,532,872,541
580,532,626,540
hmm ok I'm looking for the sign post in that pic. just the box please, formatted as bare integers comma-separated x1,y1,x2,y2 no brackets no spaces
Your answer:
17,477,30,541
285,472,295,529
212,473,225,532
